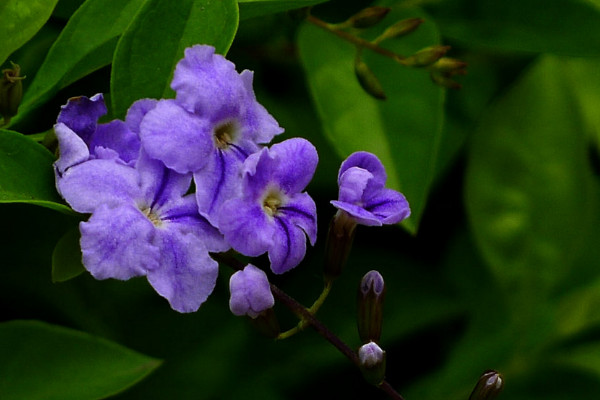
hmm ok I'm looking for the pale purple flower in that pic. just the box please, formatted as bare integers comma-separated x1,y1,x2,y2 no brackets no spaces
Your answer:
331,152,410,226
138,45,284,226
229,264,274,318
218,138,318,274
55,146,228,313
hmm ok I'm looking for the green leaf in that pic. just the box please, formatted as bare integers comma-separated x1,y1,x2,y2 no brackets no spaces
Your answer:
0,320,161,400
465,55,598,294
238,0,327,20
298,6,445,232
110,0,239,119
0,0,59,66
553,342,600,380
0,129,72,213
429,0,600,56
52,226,84,283
11,0,147,126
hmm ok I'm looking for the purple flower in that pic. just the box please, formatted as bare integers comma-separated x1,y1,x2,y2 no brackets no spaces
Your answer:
55,146,228,313
229,264,274,318
331,152,410,226
138,45,283,226
54,94,141,176
218,138,318,274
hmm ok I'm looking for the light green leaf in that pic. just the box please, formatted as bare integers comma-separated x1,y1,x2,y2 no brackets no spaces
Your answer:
52,227,84,283
110,0,239,119
11,0,147,126
465,55,598,293
0,129,72,213
298,6,445,232
0,320,161,400
238,0,327,20
430,0,600,56
0,0,59,66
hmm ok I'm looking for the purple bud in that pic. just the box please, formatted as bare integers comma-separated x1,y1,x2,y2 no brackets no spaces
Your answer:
358,270,385,343
358,341,386,385
229,264,275,318
469,370,504,400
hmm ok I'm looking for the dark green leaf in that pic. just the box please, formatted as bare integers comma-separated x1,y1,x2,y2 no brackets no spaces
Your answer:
238,0,327,20
0,320,161,400
429,0,600,56
0,0,59,66
52,226,84,283
11,0,147,126
298,6,445,232
465,55,598,293
0,129,72,213
110,0,239,119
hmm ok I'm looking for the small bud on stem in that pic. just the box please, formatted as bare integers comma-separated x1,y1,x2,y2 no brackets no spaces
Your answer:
469,370,504,400
354,52,387,100
0,62,25,126
347,6,391,29
374,18,424,44
357,270,385,343
324,210,358,282
358,341,387,386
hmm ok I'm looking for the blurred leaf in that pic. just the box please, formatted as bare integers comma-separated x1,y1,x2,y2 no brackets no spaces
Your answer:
238,0,328,20
52,226,84,283
0,320,161,400
553,342,600,380
110,0,239,119
465,55,598,293
429,0,600,56
0,0,59,66
11,0,147,126
0,129,72,213
298,6,445,233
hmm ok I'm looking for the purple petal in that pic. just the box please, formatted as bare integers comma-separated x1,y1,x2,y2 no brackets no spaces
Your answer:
57,159,141,213
140,99,213,173
330,201,383,226
269,216,307,274
338,152,387,189
146,229,219,313
337,166,373,204
363,188,411,224
91,119,140,164
136,150,192,209
80,204,159,280
279,192,317,246
218,198,274,257
269,138,318,194
126,98,158,134
54,122,90,176
57,93,107,144
229,264,274,318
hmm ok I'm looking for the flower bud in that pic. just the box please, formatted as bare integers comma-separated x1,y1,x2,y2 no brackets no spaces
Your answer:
0,62,25,125
347,6,391,29
229,264,275,318
469,370,504,400
406,45,451,67
358,341,386,385
357,270,385,343
354,55,386,100
375,18,424,43
324,210,358,282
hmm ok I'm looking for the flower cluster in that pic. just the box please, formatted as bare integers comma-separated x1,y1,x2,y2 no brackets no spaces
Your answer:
54,44,410,316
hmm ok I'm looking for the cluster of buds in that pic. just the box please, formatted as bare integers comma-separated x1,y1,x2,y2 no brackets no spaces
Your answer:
0,62,25,126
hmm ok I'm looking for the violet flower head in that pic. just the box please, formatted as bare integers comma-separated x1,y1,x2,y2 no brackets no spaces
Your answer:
229,264,274,318
331,152,410,226
219,138,318,274
138,45,284,226
55,134,228,312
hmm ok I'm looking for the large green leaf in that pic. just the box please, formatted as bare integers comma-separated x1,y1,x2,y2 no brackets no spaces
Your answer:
298,6,445,232
11,0,147,126
465,55,598,294
238,0,328,20
429,0,600,56
0,320,161,400
0,129,72,213
0,0,59,66
110,0,239,119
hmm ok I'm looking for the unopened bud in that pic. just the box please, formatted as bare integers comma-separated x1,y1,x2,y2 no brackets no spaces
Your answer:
469,370,504,400
347,6,391,29
358,341,386,385
406,45,451,67
324,210,358,282
375,18,424,43
354,56,386,100
358,270,385,343
0,62,25,125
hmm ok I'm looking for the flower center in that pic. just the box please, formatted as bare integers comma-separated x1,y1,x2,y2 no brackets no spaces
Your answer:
141,207,163,227
214,121,237,149
262,191,283,217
